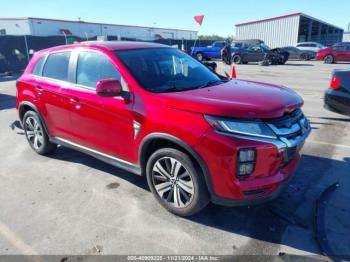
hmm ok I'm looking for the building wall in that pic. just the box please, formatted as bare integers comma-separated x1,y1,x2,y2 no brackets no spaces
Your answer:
343,32,350,42
0,18,197,40
0,19,31,35
236,15,300,48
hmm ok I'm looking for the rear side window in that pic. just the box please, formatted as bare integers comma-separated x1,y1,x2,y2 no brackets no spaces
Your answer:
43,52,71,81
31,56,45,76
76,51,121,88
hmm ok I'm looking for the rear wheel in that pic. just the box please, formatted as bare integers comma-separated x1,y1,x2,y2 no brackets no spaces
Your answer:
146,148,209,216
196,52,204,61
324,55,334,64
232,54,242,64
23,111,57,155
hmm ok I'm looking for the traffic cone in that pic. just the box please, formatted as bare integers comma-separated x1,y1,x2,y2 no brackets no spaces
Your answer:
230,66,237,79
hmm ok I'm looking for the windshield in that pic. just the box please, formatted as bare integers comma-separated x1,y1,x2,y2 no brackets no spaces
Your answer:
260,44,271,51
114,48,222,93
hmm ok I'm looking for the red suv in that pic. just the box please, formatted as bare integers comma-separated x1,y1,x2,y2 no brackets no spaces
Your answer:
316,42,350,63
16,41,311,216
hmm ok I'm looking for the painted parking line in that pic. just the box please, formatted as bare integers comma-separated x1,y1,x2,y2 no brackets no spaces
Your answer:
0,221,37,255
307,140,350,149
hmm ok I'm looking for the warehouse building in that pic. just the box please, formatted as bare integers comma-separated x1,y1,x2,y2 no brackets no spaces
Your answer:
236,13,343,48
0,17,197,40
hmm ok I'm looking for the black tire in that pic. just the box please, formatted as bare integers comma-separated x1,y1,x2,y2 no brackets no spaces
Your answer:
300,53,308,61
146,148,209,216
232,54,242,64
196,52,204,61
324,55,334,64
23,111,57,155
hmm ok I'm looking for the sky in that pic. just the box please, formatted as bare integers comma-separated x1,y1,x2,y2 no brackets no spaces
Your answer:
2,0,350,36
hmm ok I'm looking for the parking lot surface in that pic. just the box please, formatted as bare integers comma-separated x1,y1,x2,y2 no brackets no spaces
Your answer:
0,61,349,259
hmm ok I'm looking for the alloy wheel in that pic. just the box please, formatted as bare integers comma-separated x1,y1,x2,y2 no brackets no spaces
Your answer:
325,55,333,64
25,116,44,150
152,157,194,208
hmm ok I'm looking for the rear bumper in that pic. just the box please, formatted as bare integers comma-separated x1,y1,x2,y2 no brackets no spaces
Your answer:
324,90,350,116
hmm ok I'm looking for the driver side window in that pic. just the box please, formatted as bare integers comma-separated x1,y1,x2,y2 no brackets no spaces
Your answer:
76,51,121,88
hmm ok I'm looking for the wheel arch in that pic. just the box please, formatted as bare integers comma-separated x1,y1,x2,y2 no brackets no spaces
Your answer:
139,133,214,195
18,102,49,135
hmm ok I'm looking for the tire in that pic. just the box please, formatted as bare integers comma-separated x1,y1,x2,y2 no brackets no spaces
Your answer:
146,148,209,216
196,52,204,61
300,53,307,61
23,111,57,155
232,54,242,64
324,55,334,64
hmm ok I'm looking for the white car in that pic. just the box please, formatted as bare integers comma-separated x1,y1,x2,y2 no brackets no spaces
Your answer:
295,42,325,53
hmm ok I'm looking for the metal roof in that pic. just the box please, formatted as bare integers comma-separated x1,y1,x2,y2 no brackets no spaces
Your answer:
236,13,343,30
0,17,198,33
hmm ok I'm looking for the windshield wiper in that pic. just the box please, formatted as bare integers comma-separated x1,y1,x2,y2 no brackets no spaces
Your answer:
156,86,188,93
197,79,227,89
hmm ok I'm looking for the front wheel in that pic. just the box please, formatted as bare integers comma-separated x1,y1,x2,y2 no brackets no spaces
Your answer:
324,55,334,64
146,148,209,216
23,111,57,155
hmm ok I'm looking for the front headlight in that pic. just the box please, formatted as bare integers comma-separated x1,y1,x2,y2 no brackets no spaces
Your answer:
204,115,277,139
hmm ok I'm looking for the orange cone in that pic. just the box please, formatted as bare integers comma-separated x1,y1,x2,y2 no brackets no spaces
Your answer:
230,66,237,79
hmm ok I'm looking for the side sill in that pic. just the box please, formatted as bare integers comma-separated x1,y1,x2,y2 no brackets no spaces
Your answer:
50,137,142,176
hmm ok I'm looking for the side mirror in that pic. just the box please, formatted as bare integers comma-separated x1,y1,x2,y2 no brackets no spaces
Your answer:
96,79,123,97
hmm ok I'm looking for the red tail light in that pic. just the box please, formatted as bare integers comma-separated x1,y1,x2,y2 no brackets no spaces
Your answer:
330,75,340,89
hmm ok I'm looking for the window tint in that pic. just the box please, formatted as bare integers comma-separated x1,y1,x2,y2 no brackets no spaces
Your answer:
32,56,45,76
309,44,316,47
334,45,346,51
115,48,221,93
43,52,70,81
77,51,121,88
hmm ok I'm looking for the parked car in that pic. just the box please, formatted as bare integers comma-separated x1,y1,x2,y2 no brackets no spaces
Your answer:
231,44,289,65
191,41,236,61
316,42,350,63
279,46,315,60
295,42,325,53
324,69,350,116
16,41,311,216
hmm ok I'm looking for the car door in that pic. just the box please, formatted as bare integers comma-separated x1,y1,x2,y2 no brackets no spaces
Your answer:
67,49,135,162
210,42,224,58
37,51,75,140
244,46,258,62
345,45,350,61
333,45,347,61
289,47,299,59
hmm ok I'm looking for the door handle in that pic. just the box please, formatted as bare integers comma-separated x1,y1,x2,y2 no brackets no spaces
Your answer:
70,97,81,109
70,97,80,103
35,86,43,95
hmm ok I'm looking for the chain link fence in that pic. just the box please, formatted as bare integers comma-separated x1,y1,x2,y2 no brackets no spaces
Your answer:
0,35,217,74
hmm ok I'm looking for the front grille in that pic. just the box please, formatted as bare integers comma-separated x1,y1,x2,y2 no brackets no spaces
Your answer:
265,109,310,164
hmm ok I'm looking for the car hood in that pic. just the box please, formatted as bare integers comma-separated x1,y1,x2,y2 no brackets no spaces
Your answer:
158,79,303,119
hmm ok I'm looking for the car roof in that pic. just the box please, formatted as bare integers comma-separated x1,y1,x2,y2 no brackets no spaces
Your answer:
37,41,169,54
